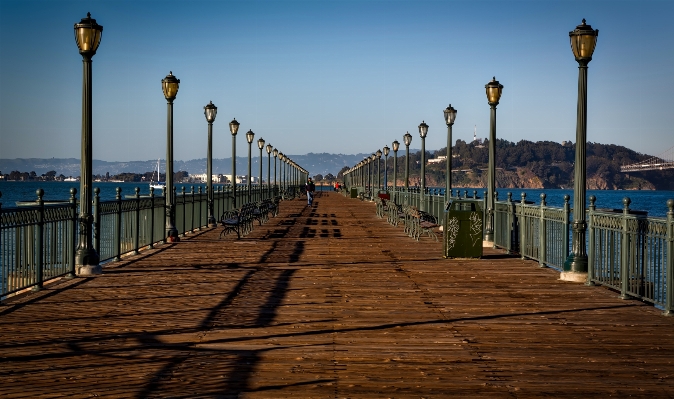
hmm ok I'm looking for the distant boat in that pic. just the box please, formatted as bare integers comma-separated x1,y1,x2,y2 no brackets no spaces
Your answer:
64,176,77,182
149,159,165,192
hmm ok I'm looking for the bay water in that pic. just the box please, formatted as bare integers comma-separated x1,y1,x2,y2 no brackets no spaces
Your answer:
1,181,673,218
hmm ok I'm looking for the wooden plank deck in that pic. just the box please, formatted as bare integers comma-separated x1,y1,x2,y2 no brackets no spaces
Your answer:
1,192,674,398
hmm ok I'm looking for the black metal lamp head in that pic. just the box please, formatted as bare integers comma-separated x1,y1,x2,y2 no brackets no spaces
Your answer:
161,71,180,101
74,12,103,57
266,143,273,154
257,137,265,150
569,19,598,65
392,140,400,152
418,121,429,138
371,154,376,161
383,146,390,157
403,132,412,147
246,129,255,144
376,149,382,159
485,77,503,106
443,104,457,126
229,118,240,135
273,148,278,157
204,101,217,123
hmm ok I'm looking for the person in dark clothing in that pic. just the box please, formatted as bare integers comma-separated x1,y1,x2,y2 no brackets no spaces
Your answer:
306,177,316,206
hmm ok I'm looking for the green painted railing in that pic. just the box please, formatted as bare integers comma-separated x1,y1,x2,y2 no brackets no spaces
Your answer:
0,184,285,300
492,193,674,314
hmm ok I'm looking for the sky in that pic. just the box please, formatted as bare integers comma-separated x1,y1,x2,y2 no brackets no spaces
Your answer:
1,0,673,164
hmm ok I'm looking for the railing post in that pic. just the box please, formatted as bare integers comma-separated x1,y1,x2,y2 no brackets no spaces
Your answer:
505,192,513,254
34,189,45,291
114,187,122,261
93,187,101,256
663,199,674,316
189,186,195,233
133,187,140,255
586,195,597,286
68,188,77,278
539,193,547,268
149,187,155,249
198,186,203,230
563,194,570,260
520,192,527,260
180,186,185,236
620,197,632,300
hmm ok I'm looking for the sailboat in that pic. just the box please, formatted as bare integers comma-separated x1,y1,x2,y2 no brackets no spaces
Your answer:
149,159,165,191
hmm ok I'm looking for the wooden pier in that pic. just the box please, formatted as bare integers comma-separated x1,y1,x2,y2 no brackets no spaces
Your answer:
2,192,674,398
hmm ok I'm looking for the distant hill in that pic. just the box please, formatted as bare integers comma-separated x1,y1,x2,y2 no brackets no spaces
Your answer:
2,142,672,190
0,153,371,178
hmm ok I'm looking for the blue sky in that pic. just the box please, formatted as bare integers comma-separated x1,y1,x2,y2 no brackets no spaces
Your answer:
1,0,673,163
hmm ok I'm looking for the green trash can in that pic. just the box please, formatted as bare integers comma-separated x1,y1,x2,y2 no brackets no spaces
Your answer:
443,200,483,258
350,188,358,198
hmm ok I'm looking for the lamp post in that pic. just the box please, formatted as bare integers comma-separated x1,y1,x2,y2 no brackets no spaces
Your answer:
279,153,285,191
273,148,278,194
376,149,382,191
392,140,399,202
403,132,412,192
245,129,254,203
257,137,265,202
443,104,457,201
229,118,240,207
266,144,272,198
418,121,429,212
563,19,599,282
74,12,103,275
161,71,181,243
204,101,217,227
484,77,504,243
383,145,390,191
371,154,376,198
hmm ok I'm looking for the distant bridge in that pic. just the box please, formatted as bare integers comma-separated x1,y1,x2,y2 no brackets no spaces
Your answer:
620,145,674,172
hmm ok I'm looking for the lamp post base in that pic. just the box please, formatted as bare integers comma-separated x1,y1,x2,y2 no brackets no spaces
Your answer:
77,264,102,276
559,271,588,283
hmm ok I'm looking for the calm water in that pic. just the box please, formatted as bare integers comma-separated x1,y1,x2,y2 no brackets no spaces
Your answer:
1,181,673,218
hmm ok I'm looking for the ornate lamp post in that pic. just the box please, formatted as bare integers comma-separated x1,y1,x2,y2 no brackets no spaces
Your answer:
370,154,376,198
392,140,399,202
418,121,429,211
383,145,390,191
245,129,254,203
443,104,457,201
161,71,181,243
484,77,504,243
204,101,217,227
376,149,382,191
74,12,103,275
403,132,412,192
266,143,272,198
229,118,240,207
257,137,265,202
273,148,279,193
563,19,599,282
279,153,285,191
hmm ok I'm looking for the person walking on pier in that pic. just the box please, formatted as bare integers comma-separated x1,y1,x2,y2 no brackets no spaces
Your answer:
306,177,316,207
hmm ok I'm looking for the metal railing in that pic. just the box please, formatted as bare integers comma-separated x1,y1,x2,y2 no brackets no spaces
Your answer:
0,184,287,300
491,193,674,314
